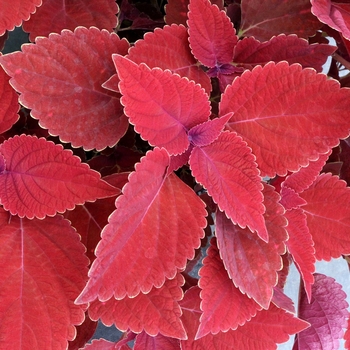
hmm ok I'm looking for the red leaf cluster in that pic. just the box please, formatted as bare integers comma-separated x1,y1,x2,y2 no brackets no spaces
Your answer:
0,0,350,348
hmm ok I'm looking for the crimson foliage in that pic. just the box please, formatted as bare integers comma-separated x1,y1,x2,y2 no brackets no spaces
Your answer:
1,0,350,349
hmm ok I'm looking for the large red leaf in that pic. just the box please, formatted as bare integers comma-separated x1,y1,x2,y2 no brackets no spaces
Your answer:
189,131,267,241
299,173,350,261
76,148,207,303
22,0,118,41
197,237,262,338
134,331,181,350
0,0,41,35
293,273,349,350
113,55,211,155
284,209,315,301
126,24,212,95
88,273,186,339
180,286,309,350
221,62,350,177
311,0,350,40
240,0,322,41
0,27,129,151
215,183,287,309
233,34,336,72
0,134,119,219
0,209,88,349
187,0,237,68
0,63,19,134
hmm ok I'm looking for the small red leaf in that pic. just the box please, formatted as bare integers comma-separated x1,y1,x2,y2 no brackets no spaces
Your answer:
197,237,262,338
0,63,19,134
0,27,129,151
187,0,237,67
272,287,295,314
188,113,233,147
22,0,118,41
299,173,350,260
280,187,307,210
221,62,350,177
76,148,207,303
0,0,41,35
127,24,212,95
233,34,336,72
134,331,181,350
81,339,127,350
114,55,211,155
215,183,287,309
0,135,119,219
0,210,88,349
240,0,322,41
311,0,350,40
282,151,331,193
294,273,349,350
89,273,186,339
189,131,267,241
284,209,315,301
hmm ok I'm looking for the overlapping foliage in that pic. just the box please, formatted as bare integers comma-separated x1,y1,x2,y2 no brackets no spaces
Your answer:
1,0,350,349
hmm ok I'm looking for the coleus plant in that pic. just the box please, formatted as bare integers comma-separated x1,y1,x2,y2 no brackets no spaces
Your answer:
2,0,350,349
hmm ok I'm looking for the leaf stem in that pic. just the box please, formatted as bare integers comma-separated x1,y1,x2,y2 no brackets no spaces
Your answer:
332,52,350,71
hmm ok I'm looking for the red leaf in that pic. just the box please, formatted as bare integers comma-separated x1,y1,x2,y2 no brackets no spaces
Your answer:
81,339,129,350
299,173,350,260
187,0,237,68
165,0,223,26
282,151,331,193
127,24,212,95
311,0,350,40
188,113,233,147
0,27,129,151
64,173,127,265
168,145,193,173
294,273,349,350
22,0,118,41
197,237,262,338
76,148,207,303
272,287,295,314
0,0,41,35
88,274,186,339
113,55,211,155
68,313,98,350
233,34,336,72
240,0,322,41
280,187,307,210
215,183,287,309
180,286,309,350
221,62,350,177
345,318,350,350
134,331,181,350
0,135,119,219
284,209,315,301
0,209,88,349
0,63,19,133
189,131,267,241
